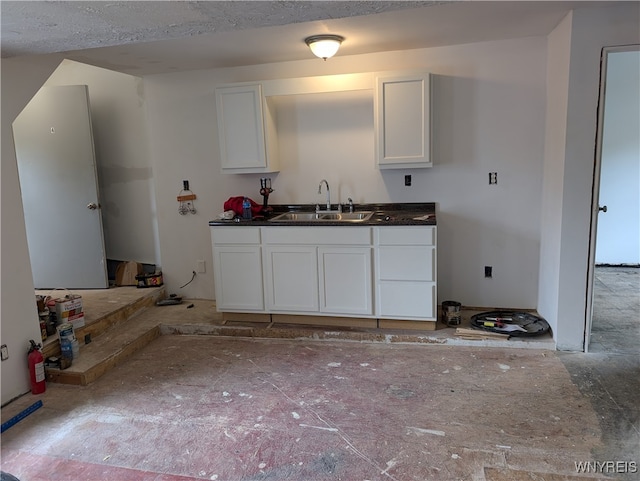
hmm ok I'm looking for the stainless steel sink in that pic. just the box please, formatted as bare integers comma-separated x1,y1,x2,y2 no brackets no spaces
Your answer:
269,212,325,222
269,211,374,223
321,212,374,221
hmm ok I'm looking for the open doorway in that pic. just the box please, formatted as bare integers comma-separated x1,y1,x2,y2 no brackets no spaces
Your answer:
587,46,640,353
12,60,161,289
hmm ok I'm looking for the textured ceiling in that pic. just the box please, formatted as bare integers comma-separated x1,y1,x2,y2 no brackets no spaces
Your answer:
1,1,431,56
0,1,621,76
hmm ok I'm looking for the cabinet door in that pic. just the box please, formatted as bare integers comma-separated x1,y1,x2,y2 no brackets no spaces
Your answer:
216,84,277,173
213,246,264,311
319,247,372,315
264,246,319,312
375,73,432,169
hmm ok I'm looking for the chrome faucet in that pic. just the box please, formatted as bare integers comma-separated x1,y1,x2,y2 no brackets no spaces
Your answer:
317,179,331,212
347,197,354,213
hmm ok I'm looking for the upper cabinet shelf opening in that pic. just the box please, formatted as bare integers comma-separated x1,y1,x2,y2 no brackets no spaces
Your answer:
214,71,432,174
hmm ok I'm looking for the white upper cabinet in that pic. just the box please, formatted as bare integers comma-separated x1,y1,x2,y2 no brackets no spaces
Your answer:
215,84,279,174
375,72,432,169
215,71,432,173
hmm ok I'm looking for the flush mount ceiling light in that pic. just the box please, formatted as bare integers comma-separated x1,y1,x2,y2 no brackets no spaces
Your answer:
304,34,344,60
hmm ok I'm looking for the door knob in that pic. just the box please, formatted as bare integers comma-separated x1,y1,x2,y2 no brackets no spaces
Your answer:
598,205,607,213
87,202,98,210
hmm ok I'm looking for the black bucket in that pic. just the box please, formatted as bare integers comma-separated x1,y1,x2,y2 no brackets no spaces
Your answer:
441,300,462,326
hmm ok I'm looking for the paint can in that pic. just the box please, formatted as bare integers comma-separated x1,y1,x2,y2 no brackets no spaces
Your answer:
441,300,462,326
57,322,75,342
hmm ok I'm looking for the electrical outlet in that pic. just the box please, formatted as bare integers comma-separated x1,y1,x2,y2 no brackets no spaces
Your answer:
485,266,493,278
489,172,498,185
197,260,206,273
1,344,8,361
405,175,412,186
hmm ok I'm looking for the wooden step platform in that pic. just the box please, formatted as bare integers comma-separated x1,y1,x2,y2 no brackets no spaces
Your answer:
40,286,165,386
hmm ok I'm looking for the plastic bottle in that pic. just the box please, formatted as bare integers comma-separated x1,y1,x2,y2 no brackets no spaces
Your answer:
242,197,252,220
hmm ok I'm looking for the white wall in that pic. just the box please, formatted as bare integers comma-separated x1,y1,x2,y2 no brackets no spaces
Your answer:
144,36,547,306
1,54,68,404
595,50,640,265
538,12,573,348
546,3,640,351
44,60,160,266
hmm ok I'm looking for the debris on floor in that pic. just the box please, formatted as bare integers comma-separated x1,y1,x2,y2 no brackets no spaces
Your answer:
156,294,182,306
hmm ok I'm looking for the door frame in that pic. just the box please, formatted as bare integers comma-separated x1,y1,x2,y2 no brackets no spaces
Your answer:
585,44,640,352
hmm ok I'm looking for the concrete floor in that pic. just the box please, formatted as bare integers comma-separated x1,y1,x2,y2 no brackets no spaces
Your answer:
589,266,639,354
556,266,639,481
2,270,638,481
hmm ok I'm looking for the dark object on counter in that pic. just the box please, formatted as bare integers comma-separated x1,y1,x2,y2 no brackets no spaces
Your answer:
135,271,163,288
470,311,550,337
260,177,273,210
442,300,462,326
224,196,263,217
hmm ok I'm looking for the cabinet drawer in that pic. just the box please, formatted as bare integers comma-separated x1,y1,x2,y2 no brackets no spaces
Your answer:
377,282,436,319
377,246,435,281
376,226,435,245
211,227,261,245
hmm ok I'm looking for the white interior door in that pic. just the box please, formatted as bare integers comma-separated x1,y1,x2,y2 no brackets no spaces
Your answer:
586,46,640,350
13,85,108,289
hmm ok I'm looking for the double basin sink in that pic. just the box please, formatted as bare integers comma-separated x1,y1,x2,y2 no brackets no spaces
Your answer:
269,211,374,223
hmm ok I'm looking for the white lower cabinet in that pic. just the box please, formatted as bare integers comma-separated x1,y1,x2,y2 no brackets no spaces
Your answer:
210,224,436,324
375,226,437,321
264,246,319,312
211,227,264,311
263,227,373,316
319,247,372,315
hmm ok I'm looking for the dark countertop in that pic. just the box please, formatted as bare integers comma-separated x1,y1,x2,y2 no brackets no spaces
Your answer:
208,202,436,226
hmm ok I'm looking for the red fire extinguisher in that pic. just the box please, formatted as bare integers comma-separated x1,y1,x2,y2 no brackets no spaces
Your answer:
28,340,46,394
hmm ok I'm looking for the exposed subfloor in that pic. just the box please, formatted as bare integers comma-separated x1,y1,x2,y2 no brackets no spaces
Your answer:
0,336,613,481
2,273,638,481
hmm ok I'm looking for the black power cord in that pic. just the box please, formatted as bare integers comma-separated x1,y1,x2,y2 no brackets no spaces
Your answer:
180,270,196,289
